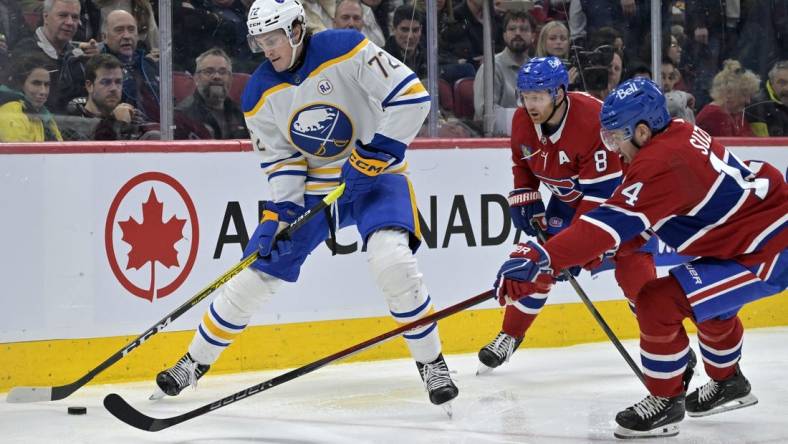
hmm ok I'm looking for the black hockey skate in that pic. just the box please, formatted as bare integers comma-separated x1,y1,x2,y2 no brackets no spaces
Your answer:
149,353,210,400
477,331,523,375
417,354,459,416
614,394,685,439
686,365,758,417
683,348,697,391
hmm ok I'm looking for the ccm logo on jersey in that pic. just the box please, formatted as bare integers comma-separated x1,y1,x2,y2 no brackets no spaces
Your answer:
350,151,388,176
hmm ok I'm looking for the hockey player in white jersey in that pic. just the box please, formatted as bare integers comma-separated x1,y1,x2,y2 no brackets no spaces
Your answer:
152,0,459,411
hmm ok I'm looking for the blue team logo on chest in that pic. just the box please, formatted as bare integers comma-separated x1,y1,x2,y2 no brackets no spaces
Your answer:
289,103,353,157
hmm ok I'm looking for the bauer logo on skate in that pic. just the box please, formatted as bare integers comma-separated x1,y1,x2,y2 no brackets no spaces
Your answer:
105,172,199,302
289,103,353,158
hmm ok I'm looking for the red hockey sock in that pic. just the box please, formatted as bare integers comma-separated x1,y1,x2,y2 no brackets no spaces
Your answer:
502,304,535,338
696,316,743,381
636,276,694,397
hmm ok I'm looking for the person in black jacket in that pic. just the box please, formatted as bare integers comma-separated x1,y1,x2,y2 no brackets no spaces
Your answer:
176,48,249,139
60,53,159,140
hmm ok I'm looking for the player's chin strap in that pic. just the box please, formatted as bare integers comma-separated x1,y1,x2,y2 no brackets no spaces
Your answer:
286,23,308,70
544,89,567,124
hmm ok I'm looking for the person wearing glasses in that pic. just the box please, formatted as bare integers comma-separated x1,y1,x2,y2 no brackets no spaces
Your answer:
176,47,249,139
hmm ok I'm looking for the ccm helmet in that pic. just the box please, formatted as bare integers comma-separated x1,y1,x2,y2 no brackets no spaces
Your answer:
247,0,306,66
599,77,670,151
517,56,569,98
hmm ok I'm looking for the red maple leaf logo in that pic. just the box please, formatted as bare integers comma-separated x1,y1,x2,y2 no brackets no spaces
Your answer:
118,188,186,301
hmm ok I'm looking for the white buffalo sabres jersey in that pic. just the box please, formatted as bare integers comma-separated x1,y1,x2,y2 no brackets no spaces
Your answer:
241,29,430,206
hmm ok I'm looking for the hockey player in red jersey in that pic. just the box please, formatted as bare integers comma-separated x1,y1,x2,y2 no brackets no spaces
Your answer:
477,56,668,375
494,77,788,439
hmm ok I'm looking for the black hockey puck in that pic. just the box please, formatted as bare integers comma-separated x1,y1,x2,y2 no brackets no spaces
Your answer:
67,406,87,415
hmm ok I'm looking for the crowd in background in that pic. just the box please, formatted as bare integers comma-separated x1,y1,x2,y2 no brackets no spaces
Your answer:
0,0,786,142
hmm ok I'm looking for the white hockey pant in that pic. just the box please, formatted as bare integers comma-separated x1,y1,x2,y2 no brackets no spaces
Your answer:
188,267,281,365
367,229,441,364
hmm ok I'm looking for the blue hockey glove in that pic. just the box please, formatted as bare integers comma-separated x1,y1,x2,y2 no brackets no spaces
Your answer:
243,201,305,264
493,241,554,305
340,144,394,203
508,188,547,237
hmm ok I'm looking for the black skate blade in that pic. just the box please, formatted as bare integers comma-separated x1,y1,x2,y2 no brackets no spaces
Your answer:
686,393,758,418
613,423,680,439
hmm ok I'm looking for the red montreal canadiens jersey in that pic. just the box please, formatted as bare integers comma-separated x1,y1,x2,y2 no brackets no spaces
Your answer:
548,120,788,270
510,92,622,218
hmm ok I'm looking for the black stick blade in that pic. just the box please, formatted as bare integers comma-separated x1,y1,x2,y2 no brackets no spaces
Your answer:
104,393,164,432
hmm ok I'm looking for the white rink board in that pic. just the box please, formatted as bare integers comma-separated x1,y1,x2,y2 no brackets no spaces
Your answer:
1,146,785,342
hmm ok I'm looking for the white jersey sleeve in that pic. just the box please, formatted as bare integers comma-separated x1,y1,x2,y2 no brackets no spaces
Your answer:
350,41,430,160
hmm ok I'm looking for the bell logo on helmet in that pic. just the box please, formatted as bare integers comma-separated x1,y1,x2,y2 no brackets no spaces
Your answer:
547,58,561,69
615,82,638,100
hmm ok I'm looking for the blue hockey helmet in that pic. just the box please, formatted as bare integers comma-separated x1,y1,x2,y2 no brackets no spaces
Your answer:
517,56,569,98
599,77,671,152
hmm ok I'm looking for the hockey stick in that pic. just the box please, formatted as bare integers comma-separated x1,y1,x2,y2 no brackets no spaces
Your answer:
533,225,646,386
104,289,495,431
7,184,346,403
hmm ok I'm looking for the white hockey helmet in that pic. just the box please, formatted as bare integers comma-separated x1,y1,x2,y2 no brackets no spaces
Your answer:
247,0,306,53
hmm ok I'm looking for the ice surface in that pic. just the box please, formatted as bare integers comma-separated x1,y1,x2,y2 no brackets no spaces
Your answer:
2,327,787,443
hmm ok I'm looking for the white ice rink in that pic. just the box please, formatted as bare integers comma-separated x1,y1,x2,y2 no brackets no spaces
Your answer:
2,327,787,444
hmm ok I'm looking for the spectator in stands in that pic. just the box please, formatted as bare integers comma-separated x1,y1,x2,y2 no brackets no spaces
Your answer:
12,0,101,112
100,9,160,123
87,1,159,53
412,0,477,85
696,59,760,137
363,0,391,40
587,26,625,56
535,20,578,85
302,0,334,33
608,49,623,92
0,0,33,75
206,0,253,58
579,0,670,65
661,58,696,123
172,0,239,72
332,0,385,47
736,0,788,81
684,0,745,109
61,53,156,140
0,53,63,142
385,6,427,79
628,61,652,80
747,60,788,137
449,0,504,69
177,48,249,139
473,10,534,122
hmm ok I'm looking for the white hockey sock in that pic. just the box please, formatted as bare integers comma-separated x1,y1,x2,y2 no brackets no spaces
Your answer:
368,229,441,364
188,268,280,365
